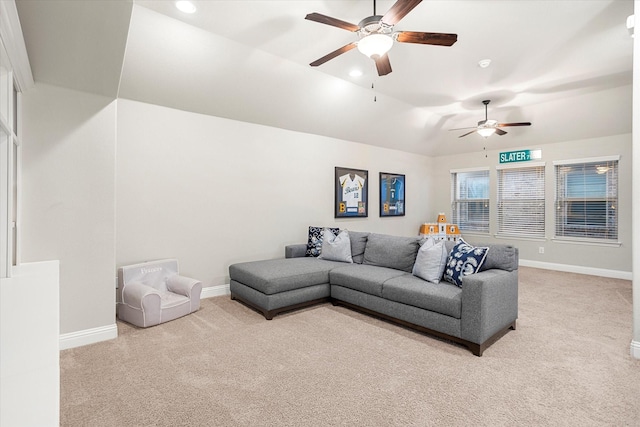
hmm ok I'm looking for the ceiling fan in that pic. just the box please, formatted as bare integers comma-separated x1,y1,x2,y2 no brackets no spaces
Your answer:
305,0,457,76
450,100,532,138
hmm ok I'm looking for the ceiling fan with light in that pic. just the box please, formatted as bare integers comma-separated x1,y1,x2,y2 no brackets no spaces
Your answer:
305,0,457,76
450,100,532,138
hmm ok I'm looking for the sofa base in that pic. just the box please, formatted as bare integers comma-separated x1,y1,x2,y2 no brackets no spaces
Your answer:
230,293,330,320
332,298,516,357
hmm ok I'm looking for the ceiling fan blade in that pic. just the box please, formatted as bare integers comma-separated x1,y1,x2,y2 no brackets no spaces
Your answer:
374,54,392,76
496,122,532,127
382,0,423,25
395,31,458,46
305,13,360,32
449,126,477,131
458,130,477,138
495,128,508,136
310,42,358,67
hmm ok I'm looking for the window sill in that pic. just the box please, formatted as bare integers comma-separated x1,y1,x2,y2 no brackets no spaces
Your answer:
494,234,546,242
551,238,622,248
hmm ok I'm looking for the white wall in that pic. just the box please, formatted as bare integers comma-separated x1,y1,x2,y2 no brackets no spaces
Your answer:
116,99,433,286
21,83,116,335
430,133,632,276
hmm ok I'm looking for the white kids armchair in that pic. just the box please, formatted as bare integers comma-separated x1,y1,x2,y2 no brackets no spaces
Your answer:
117,259,202,328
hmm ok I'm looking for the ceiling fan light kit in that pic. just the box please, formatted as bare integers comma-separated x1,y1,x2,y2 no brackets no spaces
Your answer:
357,34,394,58
477,127,497,138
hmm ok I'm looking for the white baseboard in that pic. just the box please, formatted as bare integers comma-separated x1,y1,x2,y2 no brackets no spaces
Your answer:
201,284,230,299
519,259,632,280
631,340,640,360
59,323,118,350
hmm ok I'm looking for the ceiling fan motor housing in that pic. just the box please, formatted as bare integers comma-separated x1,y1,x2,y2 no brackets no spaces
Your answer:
358,15,393,37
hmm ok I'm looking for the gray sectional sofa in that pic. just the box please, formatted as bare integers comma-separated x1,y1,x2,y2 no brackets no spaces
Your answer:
229,231,518,356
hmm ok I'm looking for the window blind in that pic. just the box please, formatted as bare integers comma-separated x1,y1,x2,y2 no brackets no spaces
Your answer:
450,169,489,233
497,164,545,238
554,159,618,240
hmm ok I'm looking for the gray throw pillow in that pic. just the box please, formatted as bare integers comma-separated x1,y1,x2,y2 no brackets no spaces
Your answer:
348,231,369,264
412,237,448,284
363,233,420,272
319,229,353,263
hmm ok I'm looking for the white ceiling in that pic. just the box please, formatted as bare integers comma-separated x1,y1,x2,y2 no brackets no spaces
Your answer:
15,0,634,156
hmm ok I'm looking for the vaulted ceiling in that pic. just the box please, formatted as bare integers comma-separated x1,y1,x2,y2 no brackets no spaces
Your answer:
15,0,634,156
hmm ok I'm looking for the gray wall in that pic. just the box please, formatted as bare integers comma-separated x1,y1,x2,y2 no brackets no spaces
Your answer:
21,83,116,335
429,133,632,276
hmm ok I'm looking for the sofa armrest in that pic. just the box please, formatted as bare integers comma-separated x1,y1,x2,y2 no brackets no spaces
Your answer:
285,243,307,258
460,269,518,345
167,275,203,312
167,275,201,297
122,281,161,308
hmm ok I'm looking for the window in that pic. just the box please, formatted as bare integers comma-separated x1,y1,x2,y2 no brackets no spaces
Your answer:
451,169,489,233
0,39,20,277
497,163,545,238
554,157,618,241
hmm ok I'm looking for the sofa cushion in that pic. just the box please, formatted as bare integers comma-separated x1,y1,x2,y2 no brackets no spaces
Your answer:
330,264,407,297
443,239,489,287
382,275,462,319
348,231,370,264
319,229,353,263
306,226,339,257
412,238,448,284
229,258,344,295
363,233,420,273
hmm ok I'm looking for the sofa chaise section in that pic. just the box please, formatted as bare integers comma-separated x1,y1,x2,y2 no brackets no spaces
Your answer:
229,257,346,319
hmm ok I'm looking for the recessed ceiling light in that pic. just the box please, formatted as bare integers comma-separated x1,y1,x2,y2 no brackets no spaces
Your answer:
478,59,491,68
349,69,363,77
176,1,196,14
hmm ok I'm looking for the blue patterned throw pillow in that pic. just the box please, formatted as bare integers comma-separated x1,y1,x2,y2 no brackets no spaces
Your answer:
443,239,489,287
306,226,339,257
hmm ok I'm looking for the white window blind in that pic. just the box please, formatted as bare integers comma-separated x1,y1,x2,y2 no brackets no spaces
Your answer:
554,158,618,241
450,169,489,233
497,164,545,238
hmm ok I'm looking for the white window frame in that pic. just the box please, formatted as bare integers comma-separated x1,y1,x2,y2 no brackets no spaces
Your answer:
496,162,546,239
553,156,619,244
450,167,490,234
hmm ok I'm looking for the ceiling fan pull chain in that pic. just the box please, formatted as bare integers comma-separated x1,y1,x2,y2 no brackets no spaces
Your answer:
372,82,377,102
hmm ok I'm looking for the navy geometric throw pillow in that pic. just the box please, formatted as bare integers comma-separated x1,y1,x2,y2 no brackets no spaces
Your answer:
443,239,489,287
306,226,339,257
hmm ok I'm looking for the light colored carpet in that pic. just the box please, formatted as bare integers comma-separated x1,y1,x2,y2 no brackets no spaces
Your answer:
60,267,640,426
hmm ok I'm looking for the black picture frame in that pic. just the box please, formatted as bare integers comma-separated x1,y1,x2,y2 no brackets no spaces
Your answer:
379,172,405,217
335,167,368,218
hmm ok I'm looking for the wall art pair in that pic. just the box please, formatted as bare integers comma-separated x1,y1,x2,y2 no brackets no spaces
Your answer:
334,166,405,218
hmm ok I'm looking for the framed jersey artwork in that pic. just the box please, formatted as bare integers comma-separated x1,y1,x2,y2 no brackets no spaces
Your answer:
335,167,368,218
379,172,405,217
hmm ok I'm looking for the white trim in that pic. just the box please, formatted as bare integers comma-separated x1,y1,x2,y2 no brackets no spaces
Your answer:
59,323,118,350
631,340,640,360
449,166,490,173
0,0,34,91
496,161,545,170
519,259,632,280
201,284,230,299
551,238,622,248
552,155,620,166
